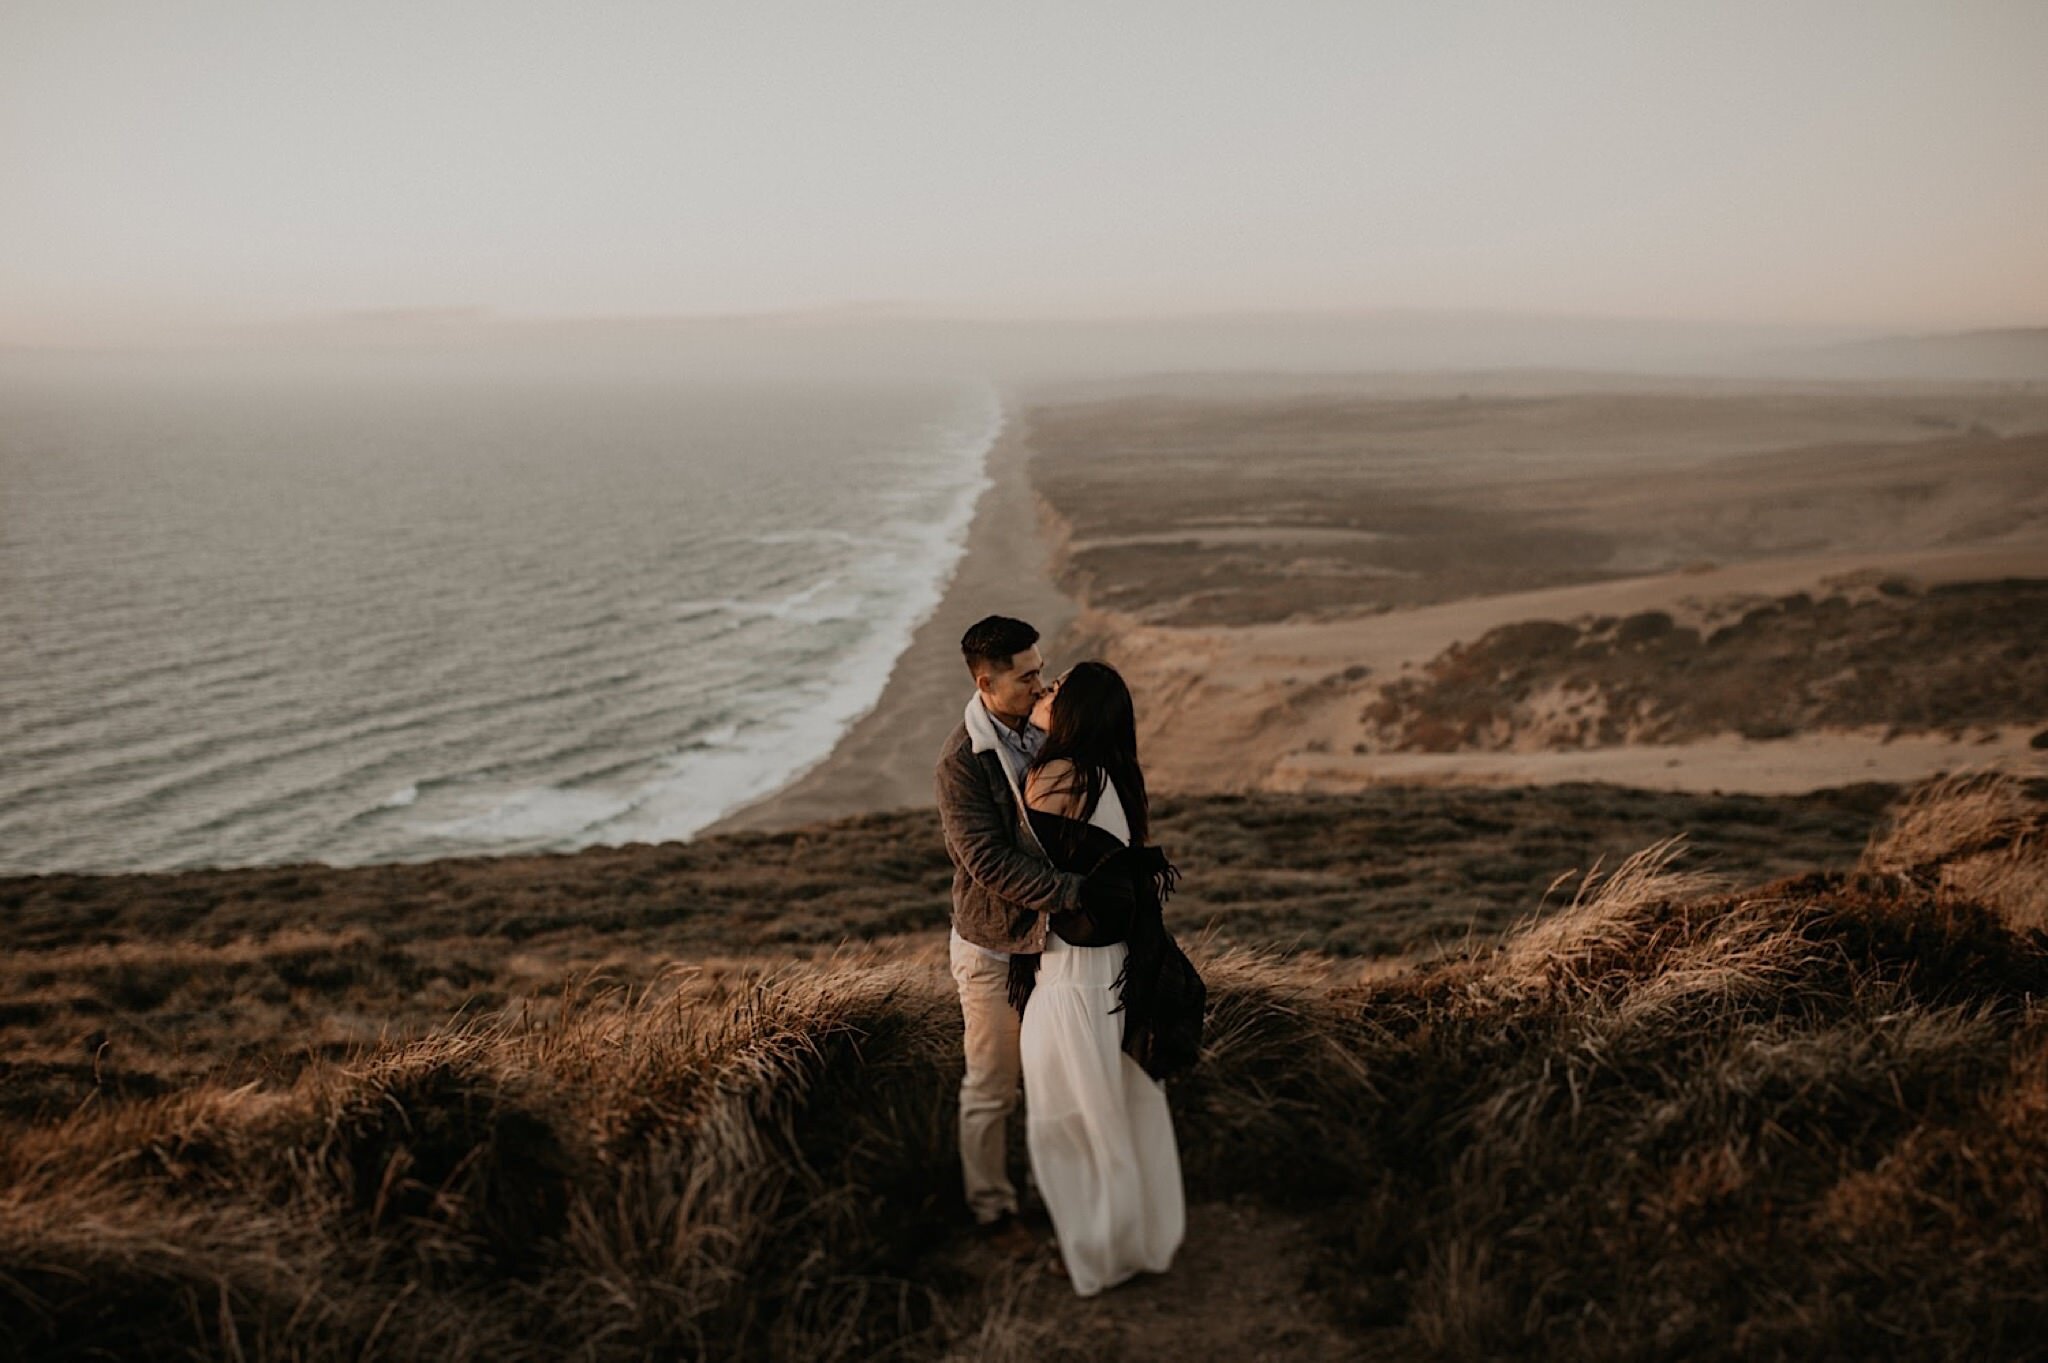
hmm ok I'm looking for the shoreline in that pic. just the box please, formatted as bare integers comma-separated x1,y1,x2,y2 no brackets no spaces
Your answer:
700,397,1077,835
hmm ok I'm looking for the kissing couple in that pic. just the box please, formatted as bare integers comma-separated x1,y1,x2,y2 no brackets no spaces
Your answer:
935,614,1201,1295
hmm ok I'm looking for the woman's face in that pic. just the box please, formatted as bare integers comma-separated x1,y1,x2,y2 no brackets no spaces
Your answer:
1028,669,1066,732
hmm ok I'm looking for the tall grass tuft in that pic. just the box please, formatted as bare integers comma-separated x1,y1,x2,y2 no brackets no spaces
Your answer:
1862,770,2048,928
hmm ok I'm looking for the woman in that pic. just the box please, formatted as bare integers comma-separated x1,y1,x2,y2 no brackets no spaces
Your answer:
1011,660,1185,1295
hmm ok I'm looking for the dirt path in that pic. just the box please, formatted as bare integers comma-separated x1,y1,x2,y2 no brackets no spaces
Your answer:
945,1198,1381,1362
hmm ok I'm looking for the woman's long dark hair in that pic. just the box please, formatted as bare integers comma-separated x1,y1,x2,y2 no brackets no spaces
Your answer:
1030,659,1149,847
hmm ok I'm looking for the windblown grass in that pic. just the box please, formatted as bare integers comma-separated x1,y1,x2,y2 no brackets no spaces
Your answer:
0,784,1885,1128
3,776,2044,1359
2,955,988,1361
1862,770,2048,928
1293,775,2048,1358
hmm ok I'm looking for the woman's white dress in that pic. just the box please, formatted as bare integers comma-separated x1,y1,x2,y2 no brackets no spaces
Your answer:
1020,773,1185,1295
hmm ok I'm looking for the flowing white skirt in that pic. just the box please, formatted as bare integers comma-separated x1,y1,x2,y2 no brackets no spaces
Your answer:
1019,931,1185,1295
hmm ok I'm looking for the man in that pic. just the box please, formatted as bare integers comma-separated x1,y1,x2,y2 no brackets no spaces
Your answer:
935,614,1087,1256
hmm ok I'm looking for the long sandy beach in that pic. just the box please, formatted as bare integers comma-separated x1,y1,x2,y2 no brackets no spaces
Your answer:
713,374,2048,832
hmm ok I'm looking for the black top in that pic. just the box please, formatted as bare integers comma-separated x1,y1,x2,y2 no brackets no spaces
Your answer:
1026,806,1135,946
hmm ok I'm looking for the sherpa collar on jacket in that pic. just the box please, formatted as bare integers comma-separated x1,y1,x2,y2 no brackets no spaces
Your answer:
962,693,1041,792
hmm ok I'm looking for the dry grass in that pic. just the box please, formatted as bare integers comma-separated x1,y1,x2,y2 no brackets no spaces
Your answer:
2,952,998,1361
1862,771,2048,928
1293,774,2048,1359
0,784,1887,1130
3,776,2046,1359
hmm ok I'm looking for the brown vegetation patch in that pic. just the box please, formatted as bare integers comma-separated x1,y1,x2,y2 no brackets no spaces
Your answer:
1029,391,1625,625
1025,390,2048,627
1362,578,2048,751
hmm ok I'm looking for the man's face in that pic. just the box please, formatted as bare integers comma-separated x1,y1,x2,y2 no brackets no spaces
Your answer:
977,646,1046,723
1028,668,1066,732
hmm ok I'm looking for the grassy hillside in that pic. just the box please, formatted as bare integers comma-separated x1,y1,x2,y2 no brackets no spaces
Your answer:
3,775,2044,1360
1,784,1885,1122
1361,579,2048,751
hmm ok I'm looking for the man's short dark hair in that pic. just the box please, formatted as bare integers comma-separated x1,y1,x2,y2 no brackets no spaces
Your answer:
960,615,1039,679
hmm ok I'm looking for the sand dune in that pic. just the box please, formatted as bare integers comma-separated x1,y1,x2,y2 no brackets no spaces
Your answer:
1090,545,2048,794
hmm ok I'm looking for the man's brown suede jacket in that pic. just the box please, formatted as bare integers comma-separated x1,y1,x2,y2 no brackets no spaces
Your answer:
935,721,1086,954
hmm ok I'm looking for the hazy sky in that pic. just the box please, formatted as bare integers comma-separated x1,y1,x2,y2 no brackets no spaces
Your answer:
3,0,2044,345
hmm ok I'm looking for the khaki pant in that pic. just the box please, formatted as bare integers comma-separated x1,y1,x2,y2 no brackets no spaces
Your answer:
949,932,1022,1224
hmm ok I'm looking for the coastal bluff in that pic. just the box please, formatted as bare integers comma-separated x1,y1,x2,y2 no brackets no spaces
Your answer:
3,774,2045,1359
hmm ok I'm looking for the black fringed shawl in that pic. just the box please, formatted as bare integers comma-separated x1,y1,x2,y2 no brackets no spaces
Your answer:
1007,805,1183,1072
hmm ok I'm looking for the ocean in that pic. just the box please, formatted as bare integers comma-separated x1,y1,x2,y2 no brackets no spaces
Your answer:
0,356,998,874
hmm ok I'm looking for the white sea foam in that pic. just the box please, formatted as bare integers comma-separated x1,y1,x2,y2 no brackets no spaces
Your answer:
693,723,741,748
592,380,1002,845
667,576,856,624
745,529,891,548
419,785,637,844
